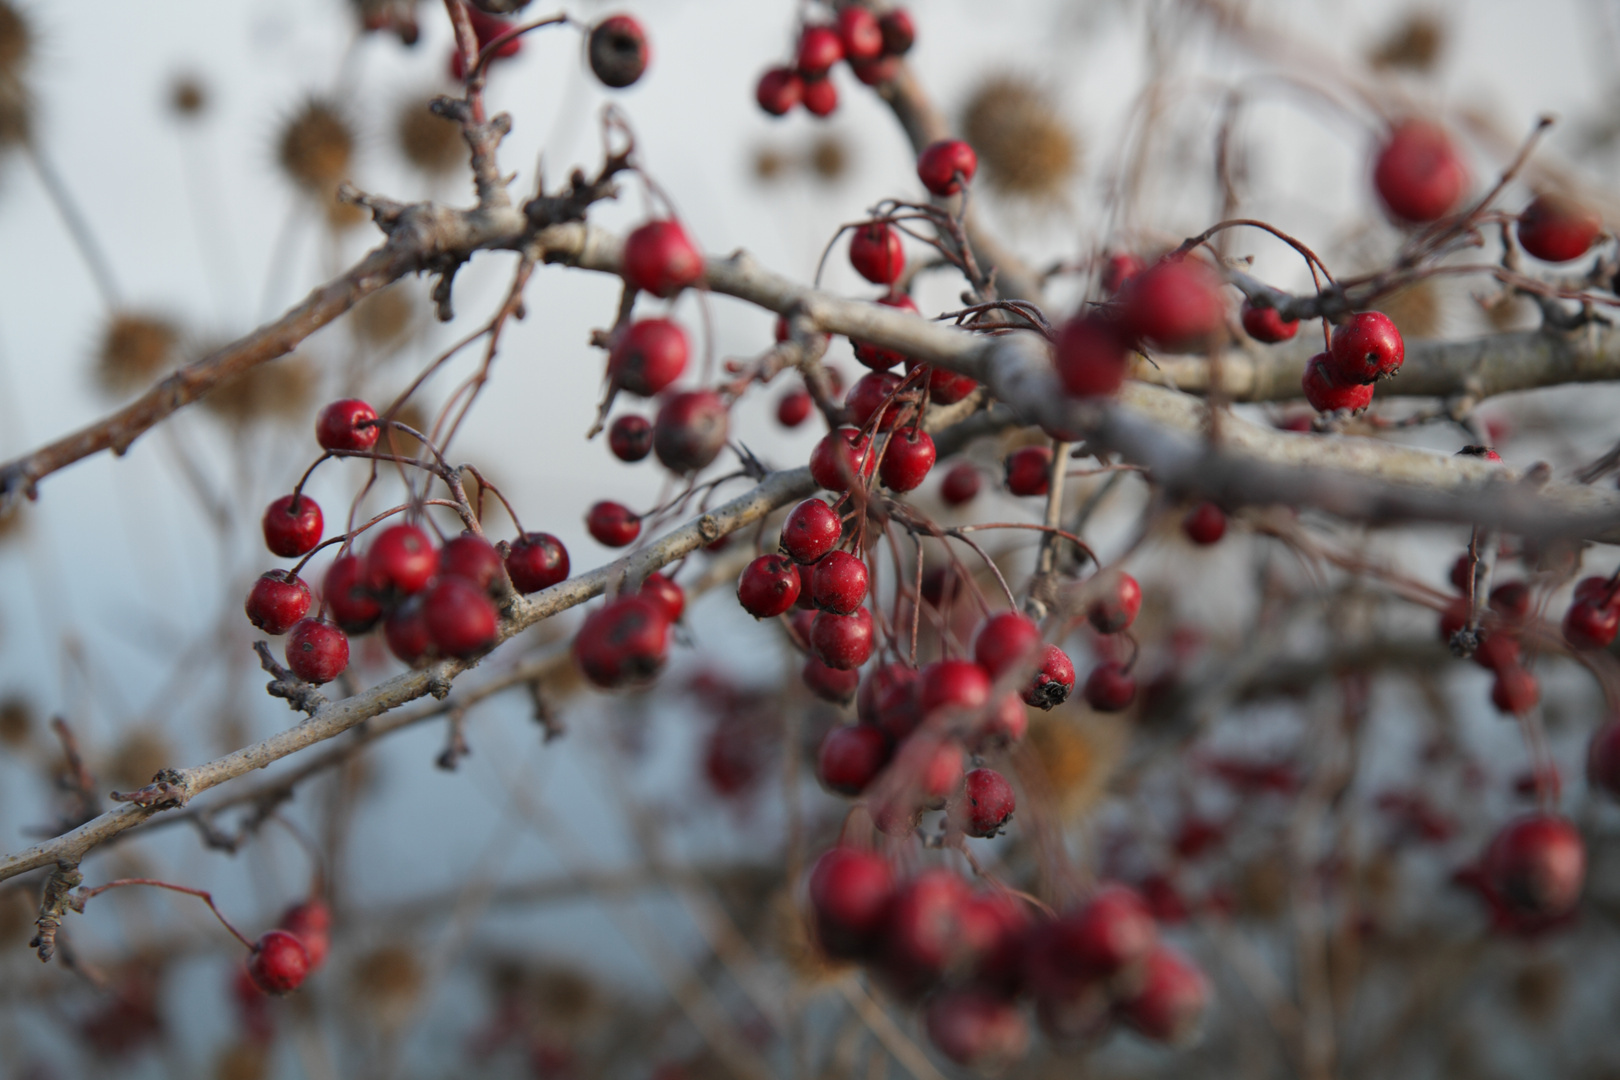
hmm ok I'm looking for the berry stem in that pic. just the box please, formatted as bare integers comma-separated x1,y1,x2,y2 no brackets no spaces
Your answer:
76,878,255,950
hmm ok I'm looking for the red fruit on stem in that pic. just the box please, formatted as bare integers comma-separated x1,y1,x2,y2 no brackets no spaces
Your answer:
811,607,874,670
1084,661,1136,711
846,371,905,430
505,532,569,594
315,399,380,453
638,572,685,623
737,554,801,618
917,139,978,196
973,612,1042,681
777,389,812,428
1564,597,1620,650
880,429,936,491
850,56,899,85
959,768,1016,837
1240,301,1298,344
905,358,978,404
1374,120,1469,223
609,318,689,397
849,222,905,285
811,550,869,615
438,534,504,594
384,595,432,664
858,662,914,724
878,9,915,55
587,14,649,89
608,414,654,462
919,658,992,716
1117,946,1210,1044
852,292,920,371
803,657,861,703
1485,814,1585,918
809,428,875,491
879,869,971,997
782,499,842,564
802,76,837,118
573,595,671,689
1005,445,1052,496
836,6,884,61
263,495,323,558
1182,502,1227,545
1025,644,1075,709
809,847,895,959
941,462,981,506
1517,193,1602,263
1102,251,1144,294
278,900,331,970
248,930,310,995
973,693,1029,750
622,221,703,298
1122,259,1226,353
925,991,1029,1069
1302,352,1374,413
755,66,803,116
286,618,349,684
1491,664,1540,715
586,501,641,548
424,577,498,658
1054,314,1130,398
1587,722,1620,798
1472,631,1522,673
245,571,312,635
654,390,729,474
324,554,382,633
1087,571,1142,634
1055,885,1157,980
817,724,891,796
366,523,438,596
1327,311,1405,384
796,25,843,76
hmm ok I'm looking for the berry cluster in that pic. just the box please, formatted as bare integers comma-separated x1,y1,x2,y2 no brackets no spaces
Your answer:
755,8,914,118
246,898,332,996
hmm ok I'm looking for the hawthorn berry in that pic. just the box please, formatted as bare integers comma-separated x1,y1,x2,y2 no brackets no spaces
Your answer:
1239,301,1298,344
973,693,1029,749
796,24,843,76
315,398,380,453
1587,722,1620,798
878,868,971,997
325,554,382,633
1490,664,1539,715
1490,580,1532,621
810,607,874,669
1302,352,1374,413
424,576,498,658
756,67,803,116
811,550,869,615
1121,258,1226,353
654,390,729,474
1084,660,1136,711
286,618,349,684
852,292,919,370
248,930,310,995
1102,251,1145,294
973,611,1042,681
1025,644,1075,709
1517,193,1602,263
622,220,703,298
925,991,1028,1069
1054,313,1129,398
1005,445,1052,496
940,462,981,506
905,358,978,404
384,595,433,664
918,658,992,716
737,554,800,617
587,14,649,88
879,429,935,492
809,428,875,491
366,523,438,596
1563,596,1619,650
846,371,904,430
609,318,689,397
858,663,916,726
802,75,838,118
1182,502,1227,545
608,414,654,462
1374,120,1469,223
263,494,323,558
573,594,671,689
1472,630,1522,673
849,56,899,86
776,389,812,427
917,139,978,196
1484,813,1585,918
835,7,883,62
849,222,905,285
803,657,861,703
1118,946,1210,1044
439,534,504,595
781,499,842,564
1087,571,1142,634
638,572,685,623
808,846,895,959
278,900,331,970
586,501,641,547
245,571,312,635
879,9,916,55
1053,884,1157,980
817,723,891,795
505,532,569,593
448,9,520,78
1327,311,1405,384
958,767,1016,837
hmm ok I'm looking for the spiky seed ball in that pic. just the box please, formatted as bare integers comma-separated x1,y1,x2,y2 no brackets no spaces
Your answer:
169,75,207,119
0,3,30,77
202,354,315,424
809,135,849,184
961,76,1078,200
94,312,179,396
396,97,462,177
277,98,354,190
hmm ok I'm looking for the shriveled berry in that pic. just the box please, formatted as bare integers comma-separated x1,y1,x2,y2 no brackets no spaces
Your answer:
811,550,869,615
654,390,729,474
1491,664,1540,715
588,14,648,88
756,67,803,116
1374,120,1469,223
384,595,432,664
622,221,703,298
1005,445,1052,496
796,24,843,76
1485,813,1585,918
1054,314,1129,397
1328,311,1405,384
1518,193,1602,263
325,554,382,633
880,429,935,492
851,292,920,371
248,930,310,995
1302,352,1374,413
1182,502,1227,545
586,501,641,548
638,572,684,623
1240,301,1298,344
573,595,671,689
941,463,981,506
505,532,569,593
802,75,837,118
849,222,905,285
803,657,861,703
958,768,1015,837
782,499,842,564
776,389,812,427
286,618,349,684
1087,571,1141,634
1025,644,1075,709
1122,259,1226,353
925,991,1028,1069
738,554,801,617
263,494,323,558
1083,661,1136,711
424,577,497,658
809,847,895,959
366,523,438,596
245,571,312,635
818,724,891,795
973,612,1042,681
846,371,905,430
609,318,688,397
919,658,992,716
836,6,884,61
917,139,977,196
811,607,874,669
1117,946,1209,1044
607,415,654,462
315,399,380,453
439,534,504,594
879,9,915,55
809,428,875,491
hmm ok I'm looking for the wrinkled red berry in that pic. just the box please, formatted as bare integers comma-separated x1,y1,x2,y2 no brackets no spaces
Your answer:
958,768,1015,837
1025,644,1075,709
245,571,312,635
286,618,349,684
1328,311,1405,384
263,494,323,558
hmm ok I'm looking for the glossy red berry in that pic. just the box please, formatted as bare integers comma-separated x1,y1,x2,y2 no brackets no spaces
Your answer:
917,139,978,196
737,554,800,618
1328,311,1405,384
1084,661,1136,711
812,550,869,615
940,462,980,506
586,501,641,548
835,6,883,61
817,724,891,796
1122,259,1226,353
809,428,875,491
424,577,498,658
925,991,1028,1069
286,618,349,684
1118,946,1209,1044
879,429,935,492
802,75,838,117
366,523,438,596
1587,722,1620,798
809,847,895,959
1374,120,1469,223
1563,598,1619,650
781,499,842,564
919,659,992,716
278,900,330,971
1485,814,1585,918
1491,664,1539,715
905,358,977,404
609,318,689,397
438,534,504,594
852,292,919,371
384,596,432,664
1517,193,1602,263
263,495,323,558
796,24,843,76
248,930,310,995
324,554,382,633
608,414,654,462
638,572,685,623
245,571,312,635
588,14,649,88
973,612,1042,681
1005,445,1052,496
1239,301,1298,344
776,389,812,427
1302,352,1374,413
622,221,703,298
1087,571,1141,634
849,222,905,285
505,532,569,594
315,399,380,453
756,67,803,116
846,371,905,430
879,9,915,55
811,607,874,670
1025,644,1075,709
959,768,1015,837
654,390,729,474
1054,314,1130,398
1182,502,1227,545
574,595,671,689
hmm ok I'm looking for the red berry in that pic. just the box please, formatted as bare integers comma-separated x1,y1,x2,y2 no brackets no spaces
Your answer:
879,9,915,55
324,554,382,633
803,657,861,703
1472,631,1521,673
1182,502,1227,545
809,427,875,491
811,550,869,615
1117,946,1209,1044
1302,352,1374,413
278,900,330,971
505,532,569,594
849,222,905,285
1517,193,1602,263
1121,259,1226,353
438,534,504,594
776,389,812,427
810,607,874,670
1374,120,1469,223
315,399,380,453
609,318,689,397
1485,813,1585,918
973,693,1029,750
737,554,801,618
248,930,310,995
904,358,978,404
286,618,349,684
809,847,895,959
879,869,971,997
756,67,803,116
638,572,685,623
1083,661,1136,711
586,501,641,548
835,6,884,61
587,14,649,89
1328,311,1405,384
849,56,899,85
917,139,977,196
802,75,838,117
1054,884,1157,980
1004,445,1052,496
958,768,1015,837
1490,581,1532,622
245,571,312,635
622,221,703,298
424,576,498,658
1563,597,1619,649
366,523,438,596
852,292,919,371
607,414,654,462
1588,722,1620,798
263,494,323,558
846,371,905,430
925,991,1028,1068
782,499,842,565
858,662,914,724
973,612,1042,681
880,429,935,492
919,658,992,716
796,25,843,76
1102,251,1144,294
1025,644,1075,709
654,390,729,474
1087,571,1141,634
573,595,671,689
1054,314,1129,398
1491,664,1540,715
384,595,432,664
817,724,891,796
940,462,981,506
1239,301,1298,344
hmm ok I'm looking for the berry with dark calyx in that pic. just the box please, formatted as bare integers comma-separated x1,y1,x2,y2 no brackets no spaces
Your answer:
424,577,497,658
1490,581,1532,622
846,371,905,430
245,571,312,635
803,657,861,703
573,595,671,689
1490,664,1539,715
781,498,842,564
738,554,801,618
1055,314,1130,398
1182,502,1227,545
1587,721,1620,798
1087,571,1142,634
1374,120,1469,223
941,462,981,506
366,523,438,596
278,900,331,970
973,611,1042,681
1240,301,1298,344
315,398,380,453
384,595,433,664
849,222,905,285
622,220,703,298
802,75,838,118
586,501,641,548
248,930,310,996
609,318,688,397
608,414,654,462
852,292,919,371
809,427,875,491
1302,352,1374,413
1563,597,1619,650
919,658,992,717
438,534,504,595
973,693,1029,750
263,495,323,558
880,429,936,492
1121,258,1226,353
286,618,349,684
917,139,978,196
1484,813,1585,918
505,532,569,593
796,25,843,77
925,991,1028,1069
654,390,730,474
812,550,869,615
776,389,812,427
808,847,895,960
588,14,648,89
1025,644,1075,709
325,554,382,633
879,9,916,55
1327,311,1405,384
836,6,884,61
638,572,684,623
1517,193,1602,263
1005,445,1052,496
1084,661,1136,711
1117,946,1210,1044
817,724,891,796
755,67,803,116
811,607,874,670
878,868,971,998
905,358,978,404
958,768,1015,837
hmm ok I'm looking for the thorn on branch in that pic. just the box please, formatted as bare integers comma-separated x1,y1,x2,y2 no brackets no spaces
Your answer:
253,641,328,715
29,861,83,963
